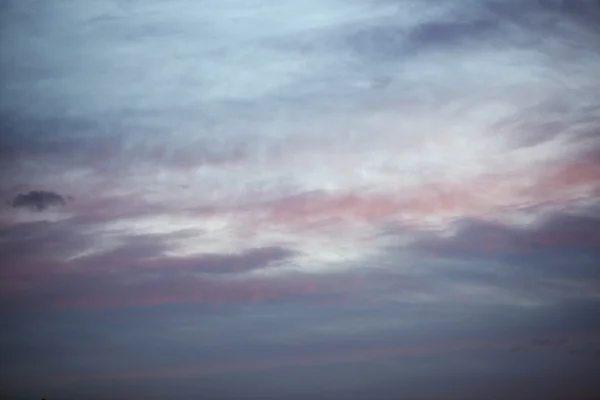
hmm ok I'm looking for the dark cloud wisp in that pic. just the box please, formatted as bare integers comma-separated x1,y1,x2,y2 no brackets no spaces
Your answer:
8,190,67,211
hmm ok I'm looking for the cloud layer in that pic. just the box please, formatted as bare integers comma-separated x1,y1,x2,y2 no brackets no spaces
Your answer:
1,0,600,399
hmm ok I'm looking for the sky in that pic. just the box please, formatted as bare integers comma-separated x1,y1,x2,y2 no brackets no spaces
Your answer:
1,0,600,399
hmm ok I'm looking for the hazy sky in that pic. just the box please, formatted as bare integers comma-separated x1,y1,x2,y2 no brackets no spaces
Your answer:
1,0,600,399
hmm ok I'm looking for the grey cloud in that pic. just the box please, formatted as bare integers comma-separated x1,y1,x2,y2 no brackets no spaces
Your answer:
405,18,500,49
0,113,249,184
409,212,600,260
400,213,600,304
0,219,93,269
179,246,295,275
347,16,503,63
343,0,600,86
511,0,600,23
496,95,600,148
0,222,199,312
74,244,295,277
0,217,175,265
8,190,67,211
0,240,296,312
352,210,600,310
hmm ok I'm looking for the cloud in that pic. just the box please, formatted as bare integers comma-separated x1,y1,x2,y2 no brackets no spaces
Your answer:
409,210,600,259
146,246,295,275
0,224,307,311
1,0,600,398
8,190,67,211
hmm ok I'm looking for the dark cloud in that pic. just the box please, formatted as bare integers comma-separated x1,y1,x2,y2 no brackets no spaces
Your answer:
410,211,600,260
484,0,600,26
346,17,503,64
0,113,248,181
0,219,89,278
8,190,67,211
405,18,501,51
178,247,295,275
70,244,295,276
345,0,600,71
344,5,500,62
0,242,299,312
409,219,528,258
